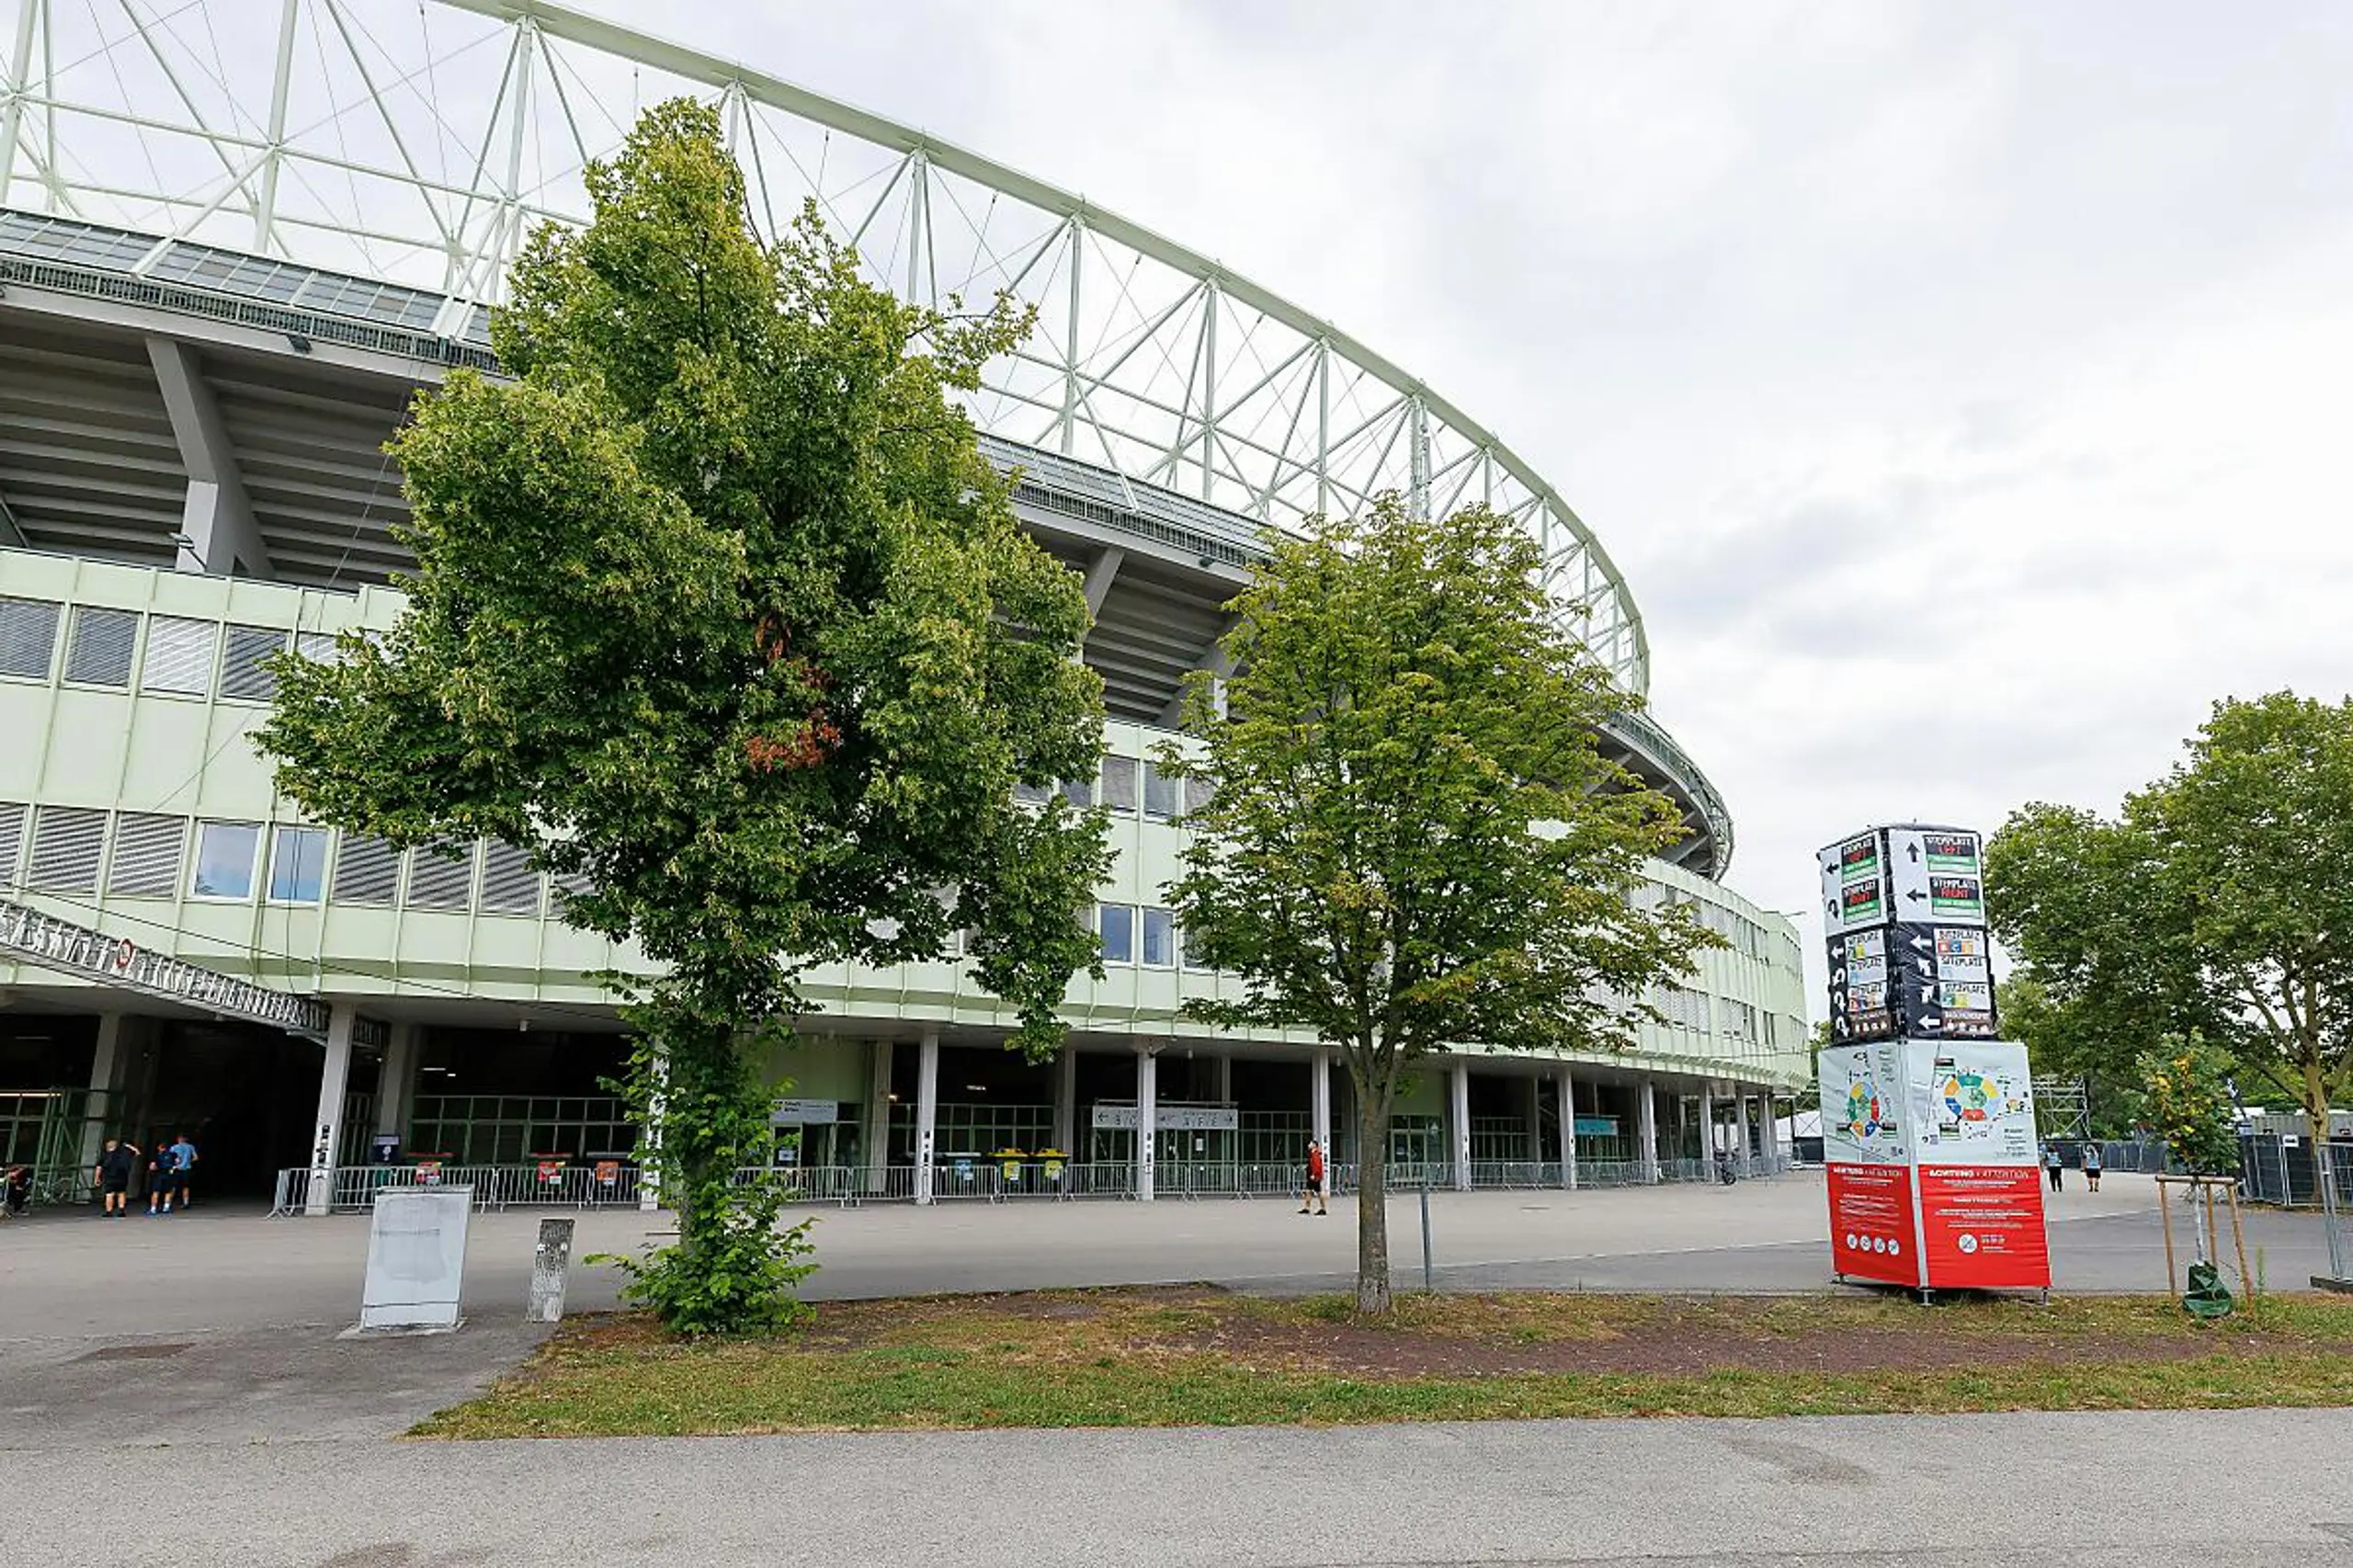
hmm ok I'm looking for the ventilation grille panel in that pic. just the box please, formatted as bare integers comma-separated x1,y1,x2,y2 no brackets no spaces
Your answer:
0,597,60,680
142,618,218,696
108,812,186,897
64,607,138,687
332,835,399,905
28,805,106,893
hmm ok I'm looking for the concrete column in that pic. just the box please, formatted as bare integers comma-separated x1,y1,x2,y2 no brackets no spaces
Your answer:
1759,1091,1779,1175
304,1005,357,1216
1135,1045,1157,1201
372,1022,417,1141
1052,1045,1077,1158
864,1039,892,1196
1449,1061,1472,1191
915,1029,939,1205
1638,1078,1661,1184
1743,1095,1759,1175
81,1013,130,1168
1699,1084,1716,1172
1520,1075,1543,1168
1557,1067,1579,1191
1310,1051,1333,1165
1212,1053,1233,1106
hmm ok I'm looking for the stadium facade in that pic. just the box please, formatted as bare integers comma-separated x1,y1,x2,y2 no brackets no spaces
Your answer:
0,0,1807,1209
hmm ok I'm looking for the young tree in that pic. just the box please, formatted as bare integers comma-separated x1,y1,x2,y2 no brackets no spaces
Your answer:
1988,693,2353,1158
258,102,1109,1334
2138,1034,2240,1177
1164,499,1714,1313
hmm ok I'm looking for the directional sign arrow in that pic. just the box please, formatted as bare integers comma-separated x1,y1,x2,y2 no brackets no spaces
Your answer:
1825,899,1839,919
1907,935,1934,952
1905,890,1927,903
1915,958,1934,978
1832,964,1848,985
1916,1014,1943,1030
1906,843,1920,862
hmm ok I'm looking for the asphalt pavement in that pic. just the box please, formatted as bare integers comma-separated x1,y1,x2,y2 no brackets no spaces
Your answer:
8,1408,2353,1566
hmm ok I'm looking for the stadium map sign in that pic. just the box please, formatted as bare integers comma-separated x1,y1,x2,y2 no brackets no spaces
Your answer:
1815,824,2048,1293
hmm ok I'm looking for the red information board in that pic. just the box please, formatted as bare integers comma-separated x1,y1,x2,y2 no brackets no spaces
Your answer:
1826,1162,1921,1286
1819,1038,2050,1293
1917,1165,2049,1290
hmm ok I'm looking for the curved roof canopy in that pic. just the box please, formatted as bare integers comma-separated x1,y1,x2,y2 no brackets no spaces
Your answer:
0,0,1649,693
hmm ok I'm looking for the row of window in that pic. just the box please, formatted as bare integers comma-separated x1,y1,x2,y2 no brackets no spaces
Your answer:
0,801,556,915
1090,903,1188,967
1017,757,1211,821
0,597,337,703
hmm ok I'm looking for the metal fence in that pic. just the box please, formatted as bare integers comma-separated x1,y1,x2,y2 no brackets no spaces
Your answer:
2238,1135,2353,1209
271,1147,1798,1215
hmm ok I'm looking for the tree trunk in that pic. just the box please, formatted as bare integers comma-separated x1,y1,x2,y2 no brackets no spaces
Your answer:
1354,1093,1391,1313
2305,1054,2336,1200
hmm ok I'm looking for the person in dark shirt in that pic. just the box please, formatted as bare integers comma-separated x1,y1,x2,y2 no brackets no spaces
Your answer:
94,1138,140,1217
4,1164,29,1219
146,1136,183,1215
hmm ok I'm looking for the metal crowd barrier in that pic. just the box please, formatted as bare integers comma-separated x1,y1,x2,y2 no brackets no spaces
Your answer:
272,1163,645,1215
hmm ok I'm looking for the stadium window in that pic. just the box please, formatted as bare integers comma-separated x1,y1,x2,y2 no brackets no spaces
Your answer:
1142,761,1181,821
190,820,262,899
1013,778,1051,806
1097,903,1134,963
1060,777,1093,809
142,617,218,697
267,826,329,903
1183,774,1213,817
0,597,61,681
1099,756,1137,813
63,607,138,687
1141,906,1176,967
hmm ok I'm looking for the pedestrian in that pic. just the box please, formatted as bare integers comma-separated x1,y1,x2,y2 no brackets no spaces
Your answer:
167,1131,199,1210
94,1136,139,1217
2083,1141,2102,1194
2043,1142,2063,1193
1298,1139,1328,1216
4,1163,29,1219
146,1137,176,1215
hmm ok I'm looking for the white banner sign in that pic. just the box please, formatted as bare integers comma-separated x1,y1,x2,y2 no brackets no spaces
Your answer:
770,1098,841,1125
1091,1105,1238,1131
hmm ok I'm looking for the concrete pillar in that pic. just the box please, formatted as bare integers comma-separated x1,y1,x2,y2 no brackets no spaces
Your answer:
81,1013,130,1169
1759,1091,1779,1175
864,1040,893,1196
1135,1045,1157,1201
915,1029,939,1205
1212,1053,1233,1106
303,1004,356,1216
1520,1074,1543,1168
1557,1067,1579,1191
1743,1095,1759,1174
1052,1045,1077,1158
1449,1061,1472,1191
1638,1078,1661,1184
1310,1051,1333,1167
1699,1084,1716,1172
372,1022,417,1141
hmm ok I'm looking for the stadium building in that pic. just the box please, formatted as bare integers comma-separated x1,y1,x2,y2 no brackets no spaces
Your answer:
0,0,1807,1210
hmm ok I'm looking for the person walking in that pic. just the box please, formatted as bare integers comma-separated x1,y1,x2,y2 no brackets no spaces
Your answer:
146,1137,176,1215
2082,1141,2102,1194
1298,1139,1328,1216
166,1132,199,1210
2043,1142,2063,1193
93,1137,139,1217
4,1163,29,1220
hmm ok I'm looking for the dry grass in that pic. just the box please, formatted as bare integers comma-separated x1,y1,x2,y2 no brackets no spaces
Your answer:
414,1287,2353,1439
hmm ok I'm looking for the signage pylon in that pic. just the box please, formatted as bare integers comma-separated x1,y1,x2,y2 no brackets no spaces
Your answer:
1815,824,2050,1294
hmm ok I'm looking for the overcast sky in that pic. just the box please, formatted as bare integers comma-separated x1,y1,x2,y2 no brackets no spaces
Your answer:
588,3,2353,1006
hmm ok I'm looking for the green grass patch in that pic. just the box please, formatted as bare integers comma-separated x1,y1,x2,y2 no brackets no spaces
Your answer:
413,1289,2353,1439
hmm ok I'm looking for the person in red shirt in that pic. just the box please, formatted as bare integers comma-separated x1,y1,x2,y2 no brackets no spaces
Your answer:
1299,1140,1328,1216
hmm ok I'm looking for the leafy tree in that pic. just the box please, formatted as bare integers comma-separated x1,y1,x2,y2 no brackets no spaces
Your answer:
1163,498,1714,1313
259,102,1109,1333
1995,972,2144,1138
2139,1033,2241,1176
1987,693,2353,1159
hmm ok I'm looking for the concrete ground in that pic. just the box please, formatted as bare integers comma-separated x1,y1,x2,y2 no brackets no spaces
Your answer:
5,1169,2344,1454
8,1174,2353,1564
9,1408,2353,1566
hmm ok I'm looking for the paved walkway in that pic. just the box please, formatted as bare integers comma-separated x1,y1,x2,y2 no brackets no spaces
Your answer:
10,1408,2353,1565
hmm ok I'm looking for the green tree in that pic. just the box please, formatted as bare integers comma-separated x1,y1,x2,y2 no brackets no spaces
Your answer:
1163,498,1714,1313
258,102,1109,1334
1987,693,2353,1155
2138,1033,2240,1176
